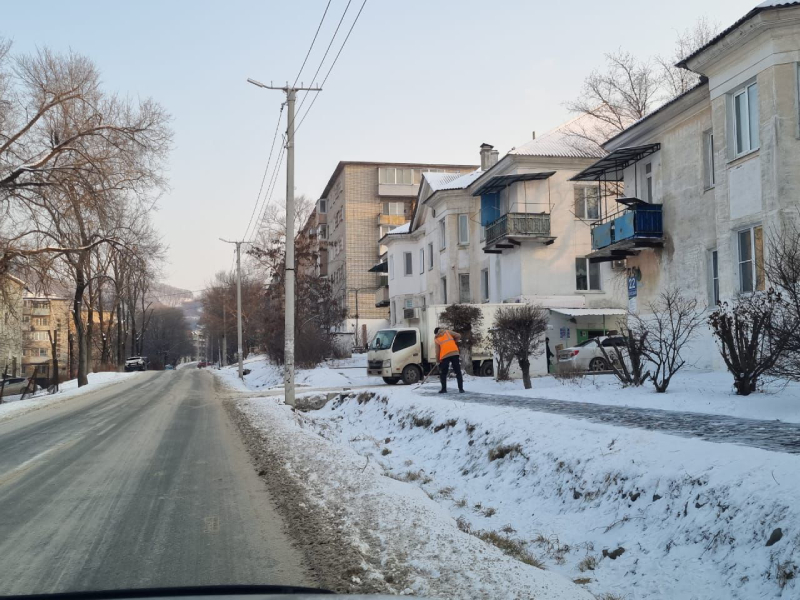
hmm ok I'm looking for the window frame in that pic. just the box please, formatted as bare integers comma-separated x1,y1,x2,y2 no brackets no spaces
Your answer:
732,82,759,157
458,273,471,303
644,162,653,203
441,276,447,304
481,268,489,302
703,130,715,189
458,214,469,245
419,248,424,274
427,242,434,270
574,186,600,220
403,251,413,276
439,218,446,250
738,225,765,293
710,249,720,305
318,198,327,214
575,257,602,291
389,255,394,280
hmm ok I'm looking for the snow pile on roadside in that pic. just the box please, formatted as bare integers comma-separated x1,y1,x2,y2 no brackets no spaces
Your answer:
303,386,800,599
216,353,380,393
235,394,593,600
0,371,142,422
466,370,800,422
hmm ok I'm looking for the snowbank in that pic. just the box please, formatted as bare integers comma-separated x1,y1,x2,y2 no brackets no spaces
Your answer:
0,371,142,422
235,393,593,600
302,385,800,599
215,353,380,393
465,370,800,423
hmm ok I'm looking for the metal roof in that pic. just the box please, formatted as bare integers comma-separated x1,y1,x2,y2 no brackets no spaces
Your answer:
424,169,484,192
508,113,607,159
550,308,627,317
471,171,556,196
368,261,388,273
676,1,800,69
570,144,661,182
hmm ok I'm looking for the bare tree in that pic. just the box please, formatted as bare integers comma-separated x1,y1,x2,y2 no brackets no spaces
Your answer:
491,304,548,389
657,17,719,99
598,318,651,387
640,290,705,393
709,290,793,396
764,221,800,381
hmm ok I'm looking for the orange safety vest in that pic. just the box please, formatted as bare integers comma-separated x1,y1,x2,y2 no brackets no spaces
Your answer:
435,331,459,362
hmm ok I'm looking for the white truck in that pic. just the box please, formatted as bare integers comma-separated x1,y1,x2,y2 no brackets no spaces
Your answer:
367,304,506,385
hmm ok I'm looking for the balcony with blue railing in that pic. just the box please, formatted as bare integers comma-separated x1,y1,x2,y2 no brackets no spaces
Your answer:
589,199,663,261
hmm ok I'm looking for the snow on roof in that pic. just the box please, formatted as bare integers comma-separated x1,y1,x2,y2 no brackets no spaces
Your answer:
509,114,606,159
423,169,484,192
549,307,627,317
388,222,410,235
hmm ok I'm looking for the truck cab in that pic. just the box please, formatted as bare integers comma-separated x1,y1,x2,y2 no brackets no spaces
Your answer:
367,327,426,385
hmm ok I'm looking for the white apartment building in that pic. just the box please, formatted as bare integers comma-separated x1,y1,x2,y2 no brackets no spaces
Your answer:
571,1,800,370
384,121,630,372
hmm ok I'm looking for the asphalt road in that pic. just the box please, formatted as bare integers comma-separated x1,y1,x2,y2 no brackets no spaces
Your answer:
0,369,312,594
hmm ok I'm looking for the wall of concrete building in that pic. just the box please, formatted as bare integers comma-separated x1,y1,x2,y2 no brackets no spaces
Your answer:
21,296,70,379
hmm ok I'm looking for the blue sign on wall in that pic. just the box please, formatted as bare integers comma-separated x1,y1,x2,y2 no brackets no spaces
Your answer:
628,275,638,298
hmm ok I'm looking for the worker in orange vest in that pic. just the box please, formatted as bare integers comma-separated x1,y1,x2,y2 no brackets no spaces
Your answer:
434,327,464,394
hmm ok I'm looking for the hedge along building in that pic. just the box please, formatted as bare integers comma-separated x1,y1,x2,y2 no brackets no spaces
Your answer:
572,0,800,371
469,116,628,361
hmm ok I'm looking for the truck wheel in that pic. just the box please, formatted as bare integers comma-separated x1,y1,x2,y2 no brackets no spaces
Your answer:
479,361,494,377
589,357,608,372
401,365,422,385
382,377,400,385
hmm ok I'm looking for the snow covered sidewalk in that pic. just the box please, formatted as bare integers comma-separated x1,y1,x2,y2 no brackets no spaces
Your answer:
413,386,800,454
0,371,143,422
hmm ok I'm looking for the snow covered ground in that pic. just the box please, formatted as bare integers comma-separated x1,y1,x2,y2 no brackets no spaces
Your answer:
215,353,380,392
301,384,799,599
465,370,800,423
0,371,142,422
235,393,594,600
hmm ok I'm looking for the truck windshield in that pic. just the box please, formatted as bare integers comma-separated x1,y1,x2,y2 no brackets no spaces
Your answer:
371,330,397,350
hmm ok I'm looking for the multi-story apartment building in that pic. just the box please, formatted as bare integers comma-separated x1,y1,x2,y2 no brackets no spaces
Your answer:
0,275,25,377
298,206,328,279
317,160,475,345
21,294,70,380
571,1,800,370
384,120,629,373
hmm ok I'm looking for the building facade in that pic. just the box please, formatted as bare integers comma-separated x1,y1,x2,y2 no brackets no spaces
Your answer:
21,294,70,380
572,1,800,370
318,161,475,345
0,275,25,378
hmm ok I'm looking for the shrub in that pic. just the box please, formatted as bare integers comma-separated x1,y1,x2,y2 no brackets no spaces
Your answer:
489,443,522,462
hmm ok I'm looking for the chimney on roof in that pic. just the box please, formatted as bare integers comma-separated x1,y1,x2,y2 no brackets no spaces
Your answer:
532,131,536,140
480,143,498,171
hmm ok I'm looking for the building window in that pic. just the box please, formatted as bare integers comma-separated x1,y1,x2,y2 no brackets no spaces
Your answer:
576,257,601,291
458,214,469,245
574,187,600,220
441,277,447,304
318,198,327,214
22,315,30,324
419,248,424,274
389,255,394,280
427,242,434,270
403,252,413,276
703,130,715,189
439,218,446,250
644,162,653,203
733,82,759,156
32,317,49,327
710,249,720,305
481,268,489,302
459,273,471,303
738,225,765,293
405,298,414,310
379,167,414,185
383,202,404,216
318,224,327,240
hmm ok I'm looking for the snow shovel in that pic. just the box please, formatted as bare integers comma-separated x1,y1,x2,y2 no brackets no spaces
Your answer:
415,363,440,389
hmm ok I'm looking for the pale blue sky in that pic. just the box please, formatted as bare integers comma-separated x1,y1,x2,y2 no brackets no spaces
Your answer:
4,0,757,290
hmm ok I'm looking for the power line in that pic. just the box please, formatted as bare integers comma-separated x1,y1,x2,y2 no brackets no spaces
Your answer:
252,137,287,239
243,103,285,242
294,0,352,119
292,0,333,89
295,0,368,134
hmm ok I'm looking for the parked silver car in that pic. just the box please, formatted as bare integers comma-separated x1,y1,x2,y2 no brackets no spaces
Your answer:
0,376,36,396
558,335,627,372
124,356,148,372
